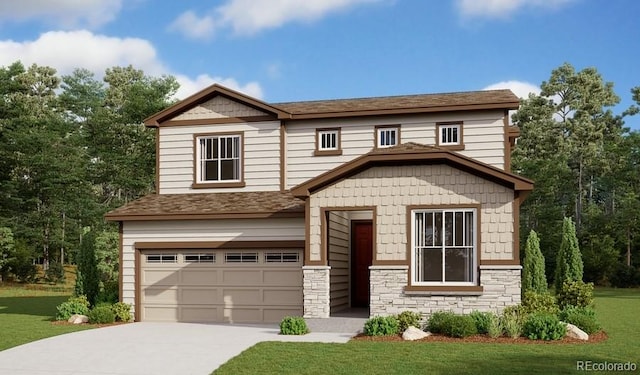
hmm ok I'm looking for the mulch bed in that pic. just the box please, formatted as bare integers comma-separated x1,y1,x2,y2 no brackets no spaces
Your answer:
351,331,608,344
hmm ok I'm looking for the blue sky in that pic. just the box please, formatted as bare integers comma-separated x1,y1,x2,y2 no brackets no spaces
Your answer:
1,0,638,129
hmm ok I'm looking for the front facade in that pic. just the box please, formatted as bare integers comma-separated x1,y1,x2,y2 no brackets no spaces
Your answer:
106,85,532,323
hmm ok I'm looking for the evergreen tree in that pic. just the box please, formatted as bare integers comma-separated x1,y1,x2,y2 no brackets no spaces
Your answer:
522,230,547,294
75,231,99,306
554,217,584,291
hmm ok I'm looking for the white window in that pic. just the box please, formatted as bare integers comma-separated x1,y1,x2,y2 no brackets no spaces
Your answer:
318,130,339,151
439,124,460,146
377,127,398,148
197,135,241,183
411,209,476,285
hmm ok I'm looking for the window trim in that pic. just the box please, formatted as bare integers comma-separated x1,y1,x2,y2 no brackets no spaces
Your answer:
314,128,342,156
374,125,401,149
192,132,246,189
408,205,480,289
436,122,465,151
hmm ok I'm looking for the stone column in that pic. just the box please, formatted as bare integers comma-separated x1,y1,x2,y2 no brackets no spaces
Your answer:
302,266,331,318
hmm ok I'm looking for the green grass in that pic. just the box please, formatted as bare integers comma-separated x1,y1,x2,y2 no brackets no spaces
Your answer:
0,272,94,351
214,288,640,375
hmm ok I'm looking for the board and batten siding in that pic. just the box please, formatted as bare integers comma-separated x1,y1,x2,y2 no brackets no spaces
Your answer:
158,121,281,194
121,218,305,315
328,211,350,313
285,111,506,188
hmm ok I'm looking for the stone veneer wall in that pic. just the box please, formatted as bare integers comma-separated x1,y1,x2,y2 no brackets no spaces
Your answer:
303,266,331,318
369,265,521,317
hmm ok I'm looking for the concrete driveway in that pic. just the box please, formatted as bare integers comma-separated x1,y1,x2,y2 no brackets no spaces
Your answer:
0,322,355,375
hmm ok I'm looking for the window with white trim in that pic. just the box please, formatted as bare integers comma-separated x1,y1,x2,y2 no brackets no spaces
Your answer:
377,127,398,148
318,129,339,151
184,253,215,263
411,209,476,285
439,124,460,146
264,252,300,263
225,252,258,263
197,134,241,183
146,254,178,264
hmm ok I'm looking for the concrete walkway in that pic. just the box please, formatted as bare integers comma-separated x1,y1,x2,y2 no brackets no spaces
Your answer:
0,321,359,375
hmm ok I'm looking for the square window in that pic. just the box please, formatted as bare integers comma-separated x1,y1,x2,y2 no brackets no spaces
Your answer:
376,127,399,148
315,128,342,156
196,134,242,184
437,123,463,148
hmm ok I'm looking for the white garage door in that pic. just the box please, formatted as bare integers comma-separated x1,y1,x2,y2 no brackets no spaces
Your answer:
140,249,303,323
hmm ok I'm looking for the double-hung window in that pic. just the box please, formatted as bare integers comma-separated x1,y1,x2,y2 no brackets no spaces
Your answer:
411,208,476,285
376,126,399,148
196,134,241,184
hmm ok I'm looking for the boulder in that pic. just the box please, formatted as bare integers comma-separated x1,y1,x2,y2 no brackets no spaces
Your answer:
68,314,89,324
565,323,589,341
402,326,431,341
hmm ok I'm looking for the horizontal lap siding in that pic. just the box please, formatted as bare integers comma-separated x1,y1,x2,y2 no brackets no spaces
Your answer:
158,122,281,194
121,218,305,314
285,111,506,188
328,211,350,312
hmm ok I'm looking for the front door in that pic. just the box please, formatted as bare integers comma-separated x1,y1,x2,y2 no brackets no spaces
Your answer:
351,221,372,307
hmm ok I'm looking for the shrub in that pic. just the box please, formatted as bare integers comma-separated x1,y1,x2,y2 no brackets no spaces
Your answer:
7,240,38,283
556,280,594,309
279,316,309,335
88,304,116,324
609,263,640,288
469,311,495,334
559,306,600,334
522,230,547,294
56,295,90,321
501,305,525,338
487,314,502,338
426,311,455,334
522,291,559,315
45,261,65,284
111,302,132,322
76,230,99,306
96,280,119,304
554,217,583,292
523,312,566,341
363,316,399,336
396,311,422,332
443,315,478,338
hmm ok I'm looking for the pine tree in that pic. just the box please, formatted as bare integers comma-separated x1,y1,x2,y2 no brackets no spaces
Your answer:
75,231,99,306
554,217,584,291
522,230,547,294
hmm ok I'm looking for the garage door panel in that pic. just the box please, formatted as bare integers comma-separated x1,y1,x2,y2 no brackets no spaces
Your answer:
144,288,178,303
263,308,304,323
144,306,178,321
182,288,219,304
181,306,219,322
222,270,262,284
223,289,262,305
223,308,261,323
181,269,218,285
143,269,178,285
263,270,302,285
263,289,302,305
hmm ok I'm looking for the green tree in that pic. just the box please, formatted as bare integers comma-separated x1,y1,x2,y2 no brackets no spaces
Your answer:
0,227,15,280
94,230,119,287
555,217,584,291
75,230,99,306
522,230,547,294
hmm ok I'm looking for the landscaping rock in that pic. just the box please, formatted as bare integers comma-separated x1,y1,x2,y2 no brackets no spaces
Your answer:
402,326,431,341
565,323,589,341
68,314,89,324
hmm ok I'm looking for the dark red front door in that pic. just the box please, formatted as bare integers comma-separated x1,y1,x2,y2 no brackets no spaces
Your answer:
352,221,372,307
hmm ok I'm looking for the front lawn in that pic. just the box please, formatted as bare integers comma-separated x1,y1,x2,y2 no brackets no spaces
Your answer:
214,288,640,375
0,284,94,351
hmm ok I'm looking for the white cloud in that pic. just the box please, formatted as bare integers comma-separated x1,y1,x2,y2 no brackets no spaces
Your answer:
0,0,123,29
483,80,540,99
169,0,381,39
455,0,574,19
0,30,263,100
168,11,216,40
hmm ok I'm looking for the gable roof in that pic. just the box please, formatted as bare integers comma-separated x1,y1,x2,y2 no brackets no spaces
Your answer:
290,142,533,198
144,84,520,126
105,190,304,221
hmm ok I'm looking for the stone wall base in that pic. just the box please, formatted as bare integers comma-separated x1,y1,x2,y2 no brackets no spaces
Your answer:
303,266,330,318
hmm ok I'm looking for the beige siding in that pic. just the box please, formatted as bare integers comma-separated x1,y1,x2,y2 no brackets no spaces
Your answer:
309,165,514,262
121,218,305,314
158,121,281,194
285,111,506,188
173,96,267,120
328,211,350,312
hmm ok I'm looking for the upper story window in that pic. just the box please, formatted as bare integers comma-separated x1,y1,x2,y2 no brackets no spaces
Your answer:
436,122,464,150
194,133,245,188
376,125,400,148
315,128,342,156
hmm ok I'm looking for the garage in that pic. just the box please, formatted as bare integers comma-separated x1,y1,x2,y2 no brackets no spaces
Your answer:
139,249,303,323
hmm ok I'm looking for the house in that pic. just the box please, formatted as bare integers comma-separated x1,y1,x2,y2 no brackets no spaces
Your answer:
105,84,533,323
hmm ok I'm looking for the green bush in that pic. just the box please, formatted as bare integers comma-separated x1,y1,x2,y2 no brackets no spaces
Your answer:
556,280,594,309
501,305,525,338
554,217,583,292
559,306,600,334
522,291,559,315
396,311,422,332
45,261,65,284
609,263,640,288
111,302,132,322
442,315,477,338
363,316,399,336
487,313,502,338
55,295,90,321
426,311,456,334
279,316,309,335
88,304,116,324
7,240,38,283
469,311,495,334
96,280,119,304
522,230,548,294
523,312,566,341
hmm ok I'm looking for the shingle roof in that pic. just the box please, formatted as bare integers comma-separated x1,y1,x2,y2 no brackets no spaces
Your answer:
105,191,305,221
273,90,519,117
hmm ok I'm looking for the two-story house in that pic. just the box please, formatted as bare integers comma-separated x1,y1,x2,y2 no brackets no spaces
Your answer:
106,84,533,323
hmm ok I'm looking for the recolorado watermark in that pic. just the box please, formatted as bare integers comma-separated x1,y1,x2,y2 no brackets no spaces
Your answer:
577,361,637,372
